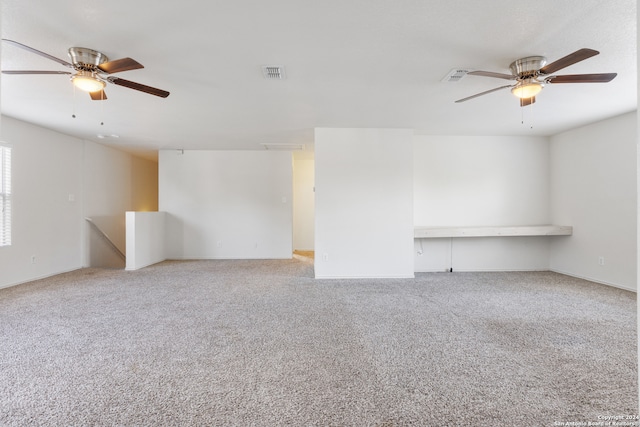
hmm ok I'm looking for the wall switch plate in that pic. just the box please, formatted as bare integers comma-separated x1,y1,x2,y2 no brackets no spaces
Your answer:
598,256,605,266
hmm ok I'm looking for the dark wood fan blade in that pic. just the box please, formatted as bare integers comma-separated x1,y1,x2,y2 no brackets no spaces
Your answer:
2,39,73,68
89,90,107,100
98,58,144,74
546,73,617,83
520,96,535,107
539,48,599,75
468,70,515,80
2,70,72,75
107,77,170,98
455,84,512,103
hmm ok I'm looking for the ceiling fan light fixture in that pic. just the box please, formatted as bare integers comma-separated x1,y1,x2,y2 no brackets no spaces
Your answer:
511,81,543,99
71,71,105,93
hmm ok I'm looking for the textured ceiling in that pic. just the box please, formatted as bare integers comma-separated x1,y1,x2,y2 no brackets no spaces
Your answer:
1,0,636,157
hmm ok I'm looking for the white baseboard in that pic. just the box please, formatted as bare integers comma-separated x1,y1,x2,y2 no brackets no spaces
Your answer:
0,267,84,291
550,268,636,293
314,274,415,279
415,268,548,273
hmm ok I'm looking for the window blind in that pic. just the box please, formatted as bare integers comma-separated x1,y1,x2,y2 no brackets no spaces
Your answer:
0,143,12,246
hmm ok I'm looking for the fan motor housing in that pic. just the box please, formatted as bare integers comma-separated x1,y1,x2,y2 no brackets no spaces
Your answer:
68,47,108,72
510,56,546,78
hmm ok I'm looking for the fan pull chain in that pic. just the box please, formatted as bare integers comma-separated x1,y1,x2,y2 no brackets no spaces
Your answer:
100,90,105,126
520,102,535,129
530,102,534,129
72,85,77,119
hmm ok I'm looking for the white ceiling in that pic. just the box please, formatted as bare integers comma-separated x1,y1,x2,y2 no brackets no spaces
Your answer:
1,0,636,157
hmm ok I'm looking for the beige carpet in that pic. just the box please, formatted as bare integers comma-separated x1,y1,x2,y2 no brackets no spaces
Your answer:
0,259,636,426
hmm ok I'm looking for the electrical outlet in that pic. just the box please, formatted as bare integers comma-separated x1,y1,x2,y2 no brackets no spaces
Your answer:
322,253,329,262
598,256,605,266
31,255,36,264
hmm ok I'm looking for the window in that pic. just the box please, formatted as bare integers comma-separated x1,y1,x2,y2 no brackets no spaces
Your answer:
0,143,11,246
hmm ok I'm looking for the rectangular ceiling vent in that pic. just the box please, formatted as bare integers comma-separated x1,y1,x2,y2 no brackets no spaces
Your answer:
262,65,286,80
441,68,471,82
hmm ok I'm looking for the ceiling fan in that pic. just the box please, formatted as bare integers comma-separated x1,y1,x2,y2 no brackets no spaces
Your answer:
1,39,170,100
455,48,616,107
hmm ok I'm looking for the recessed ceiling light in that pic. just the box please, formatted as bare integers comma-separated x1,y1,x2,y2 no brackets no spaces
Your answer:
96,134,120,139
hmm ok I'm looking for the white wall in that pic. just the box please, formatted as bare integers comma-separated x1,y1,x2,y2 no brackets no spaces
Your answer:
159,150,293,259
0,116,159,289
293,150,315,251
314,128,414,278
413,135,551,272
413,135,550,226
415,237,551,272
126,211,166,270
550,112,637,291
0,117,83,287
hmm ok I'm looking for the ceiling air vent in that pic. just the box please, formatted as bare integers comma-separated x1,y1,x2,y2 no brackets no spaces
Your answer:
262,65,286,80
441,68,470,82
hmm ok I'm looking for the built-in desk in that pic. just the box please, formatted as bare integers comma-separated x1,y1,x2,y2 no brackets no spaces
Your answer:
414,225,573,239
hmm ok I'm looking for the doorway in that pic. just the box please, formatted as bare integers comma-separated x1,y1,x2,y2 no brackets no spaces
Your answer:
292,150,315,258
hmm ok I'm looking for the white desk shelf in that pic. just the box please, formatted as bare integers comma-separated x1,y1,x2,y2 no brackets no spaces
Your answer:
414,225,573,239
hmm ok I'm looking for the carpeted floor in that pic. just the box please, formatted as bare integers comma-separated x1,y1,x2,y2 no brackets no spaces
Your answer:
0,258,636,426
